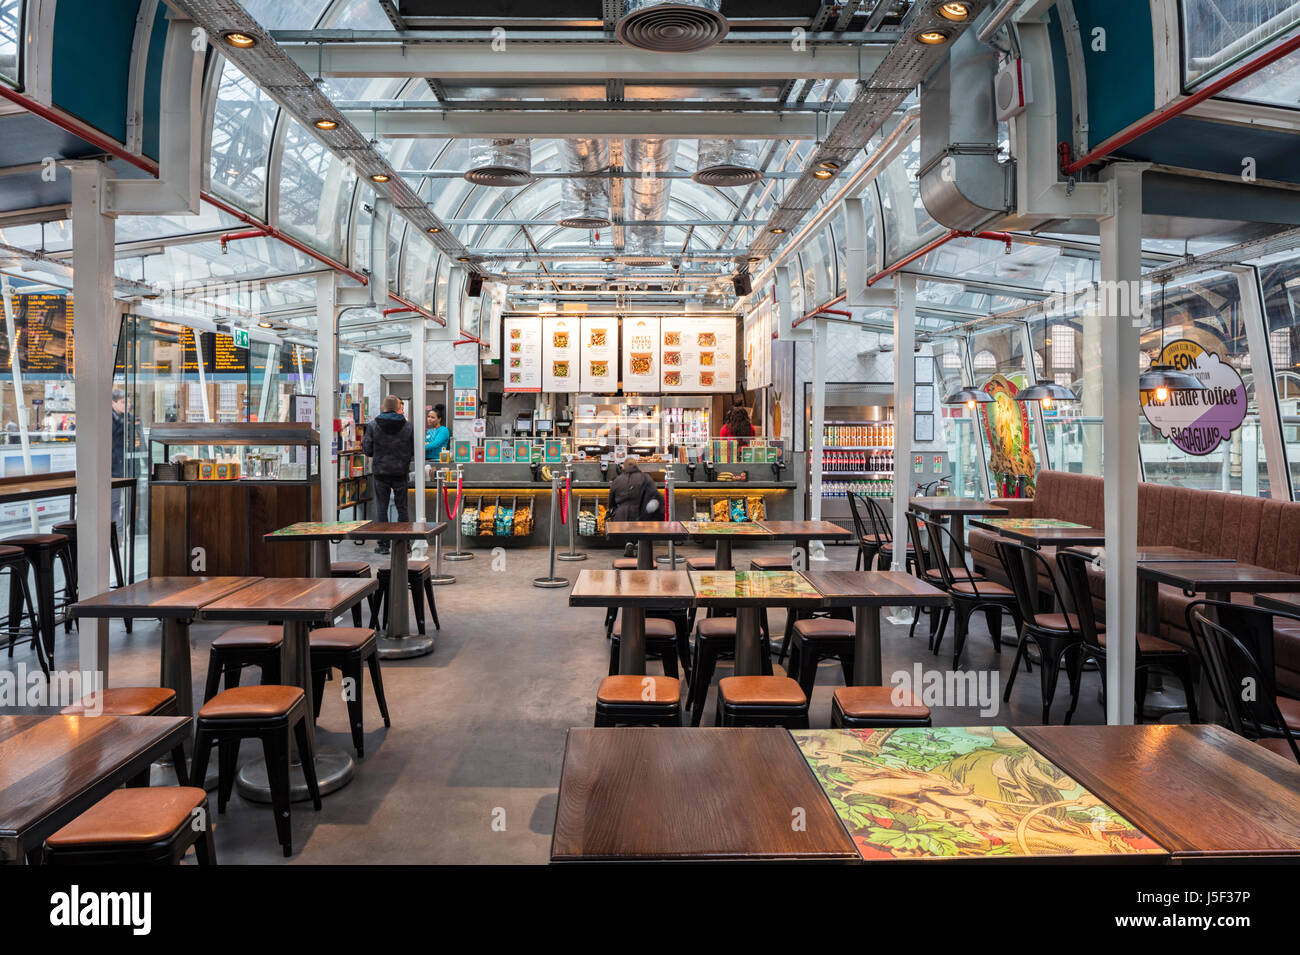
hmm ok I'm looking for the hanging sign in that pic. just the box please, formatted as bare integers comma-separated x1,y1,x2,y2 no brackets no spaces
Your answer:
1141,340,1246,456
579,317,619,392
503,317,542,392
542,316,580,393
621,317,660,392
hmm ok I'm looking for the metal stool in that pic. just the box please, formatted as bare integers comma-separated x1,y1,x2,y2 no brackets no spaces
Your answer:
309,627,390,759
715,676,809,728
0,544,42,673
373,559,440,634
831,686,932,729
43,788,215,865
330,561,372,627
203,626,284,703
594,675,682,727
4,533,71,666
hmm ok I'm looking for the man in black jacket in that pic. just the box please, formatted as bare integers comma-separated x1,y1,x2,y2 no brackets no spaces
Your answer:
362,395,414,554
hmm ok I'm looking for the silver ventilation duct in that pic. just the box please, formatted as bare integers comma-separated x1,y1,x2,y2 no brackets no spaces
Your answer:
625,138,679,257
616,0,728,53
558,139,611,229
465,139,534,187
693,139,762,186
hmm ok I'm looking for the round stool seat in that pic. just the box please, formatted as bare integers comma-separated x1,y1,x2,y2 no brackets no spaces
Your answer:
61,686,176,717
46,787,207,848
697,617,737,638
749,556,793,571
308,627,376,651
793,617,854,640
1255,737,1299,760
612,617,677,638
330,561,372,577
833,685,930,722
685,556,715,571
611,557,639,570
4,533,68,548
212,625,283,649
0,544,26,561
378,560,431,577
597,675,680,705
718,676,806,707
199,685,303,720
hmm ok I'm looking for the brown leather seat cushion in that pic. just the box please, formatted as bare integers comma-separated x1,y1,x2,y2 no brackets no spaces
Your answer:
1277,696,1300,733
0,544,25,561
51,521,77,533
697,617,737,638
380,560,431,576
331,561,372,577
199,685,303,720
212,625,283,649
686,556,716,571
4,533,68,547
597,675,680,705
611,557,640,570
749,556,792,570
923,567,981,583
45,787,207,847
949,580,1013,597
1033,613,1095,634
834,685,930,721
719,676,806,706
1097,630,1183,654
309,627,376,651
61,686,176,717
1254,736,1300,761
613,617,677,638
794,617,854,639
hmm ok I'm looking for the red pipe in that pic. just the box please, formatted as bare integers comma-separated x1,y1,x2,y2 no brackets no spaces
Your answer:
866,229,1013,287
382,307,417,316
820,308,852,318
1062,31,1300,175
791,292,847,329
219,228,271,252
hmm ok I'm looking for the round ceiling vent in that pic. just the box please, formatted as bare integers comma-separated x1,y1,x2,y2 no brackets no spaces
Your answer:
558,215,613,230
464,140,534,187
693,164,762,187
693,138,762,186
616,0,729,53
621,256,670,267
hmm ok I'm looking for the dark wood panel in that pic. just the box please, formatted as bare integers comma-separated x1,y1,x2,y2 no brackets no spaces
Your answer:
148,483,190,577
1014,724,1300,859
551,728,857,862
188,483,248,577
757,520,853,540
605,521,688,540
249,483,311,577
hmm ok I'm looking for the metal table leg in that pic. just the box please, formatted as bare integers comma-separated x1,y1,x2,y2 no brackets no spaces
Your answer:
378,540,434,659
637,540,655,570
734,606,763,675
715,539,733,571
159,618,193,754
618,606,646,675
853,606,883,685
309,540,331,579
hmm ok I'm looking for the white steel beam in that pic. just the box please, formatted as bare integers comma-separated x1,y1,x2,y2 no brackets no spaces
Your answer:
316,274,339,526
1236,265,1293,499
346,110,826,140
892,274,917,572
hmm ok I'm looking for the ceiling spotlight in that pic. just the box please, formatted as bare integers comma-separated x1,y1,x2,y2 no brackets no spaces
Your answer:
258,321,272,328
917,29,950,44
601,256,615,263
813,169,834,180
222,32,257,49
427,227,442,234
769,227,786,235
370,173,390,183
313,118,338,131
818,160,840,170
457,256,471,262
938,2,970,21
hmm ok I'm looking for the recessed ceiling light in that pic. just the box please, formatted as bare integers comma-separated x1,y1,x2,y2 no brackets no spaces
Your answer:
917,30,950,44
223,32,256,49
748,256,761,264
427,227,442,234
818,160,840,170
314,118,338,131
813,169,834,180
601,256,615,263
258,321,273,328
938,2,970,21
769,227,786,235
370,173,390,183
457,256,471,262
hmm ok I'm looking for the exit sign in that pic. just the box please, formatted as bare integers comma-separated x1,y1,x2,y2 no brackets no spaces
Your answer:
232,327,250,349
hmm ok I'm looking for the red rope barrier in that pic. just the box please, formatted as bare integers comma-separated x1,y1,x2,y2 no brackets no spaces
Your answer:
559,476,571,524
442,474,464,518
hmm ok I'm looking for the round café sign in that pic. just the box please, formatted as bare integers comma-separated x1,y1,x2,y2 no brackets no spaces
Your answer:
1140,339,1246,456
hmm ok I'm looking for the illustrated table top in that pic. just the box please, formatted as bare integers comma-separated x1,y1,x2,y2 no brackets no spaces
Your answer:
689,571,824,608
265,521,369,541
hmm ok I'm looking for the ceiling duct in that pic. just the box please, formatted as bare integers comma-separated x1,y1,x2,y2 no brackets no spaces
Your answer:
693,139,762,187
616,0,729,53
558,140,612,229
465,140,534,187
626,138,679,257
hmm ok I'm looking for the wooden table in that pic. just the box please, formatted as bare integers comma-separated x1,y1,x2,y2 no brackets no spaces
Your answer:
755,520,853,564
551,728,859,862
969,517,1106,549
72,576,262,726
0,714,191,864
0,472,139,581
909,498,1008,565
569,570,694,674
801,571,950,684
200,576,378,801
347,521,447,659
1015,723,1300,860
1062,545,1235,564
604,521,688,570
682,520,774,571
265,521,369,578
690,570,824,675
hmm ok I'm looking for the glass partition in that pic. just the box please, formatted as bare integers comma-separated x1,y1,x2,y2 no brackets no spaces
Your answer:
0,0,19,85
933,338,986,499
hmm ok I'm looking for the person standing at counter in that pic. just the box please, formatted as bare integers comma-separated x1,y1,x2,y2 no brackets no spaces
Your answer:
363,394,414,555
426,404,451,461
719,406,754,444
608,463,661,557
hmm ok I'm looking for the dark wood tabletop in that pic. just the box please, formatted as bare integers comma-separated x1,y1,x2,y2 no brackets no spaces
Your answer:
1014,724,1300,860
0,714,192,862
568,570,694,608
756,520,853,541
348,521,447,542
1063,545,1236,564
265,520,369,542
0,472,134,506
604,520,688,540
970,517,1106,548
1136,560,1300,595
801,570,950,608
908,498,1009,517
1253,592,1300,614
551,728,858,862
689,570,825,608
72,576,262,620
198,576,378,622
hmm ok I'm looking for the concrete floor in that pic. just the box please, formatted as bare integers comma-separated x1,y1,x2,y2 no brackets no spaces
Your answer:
6,540,1188,864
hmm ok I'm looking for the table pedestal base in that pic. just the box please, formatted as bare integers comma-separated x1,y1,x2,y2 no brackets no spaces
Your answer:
557,552,588,562
430,572,456,586
236,746,354,803
443,550,474,562
655,553,685,567
377,632,434,659
533,576,569,589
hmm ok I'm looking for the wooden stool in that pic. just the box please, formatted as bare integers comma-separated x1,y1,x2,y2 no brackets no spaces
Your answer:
43,787,215,865
1,544,42,673
191,685,321,857
373,559,440,634
203,626,283,703
594,675,682,727
788,618,856,697
309,627,390,758
330,561,372,627
716,676,809,728
4,533,71,664
831,686,932,729
609,616,686,679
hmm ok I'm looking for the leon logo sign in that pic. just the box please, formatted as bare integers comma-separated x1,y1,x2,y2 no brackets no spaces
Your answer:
1141,340,1246,455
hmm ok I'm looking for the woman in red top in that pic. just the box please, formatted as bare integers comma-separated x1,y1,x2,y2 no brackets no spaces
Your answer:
719,406,754,444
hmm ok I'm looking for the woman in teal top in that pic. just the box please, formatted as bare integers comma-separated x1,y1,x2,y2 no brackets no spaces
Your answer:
425,404,451,460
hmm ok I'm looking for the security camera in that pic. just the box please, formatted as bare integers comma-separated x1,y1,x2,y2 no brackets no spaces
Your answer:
670,257,682,271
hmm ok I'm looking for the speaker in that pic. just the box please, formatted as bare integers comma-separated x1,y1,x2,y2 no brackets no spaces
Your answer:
486,391,503,415
467,274,484,297
732,272,752,296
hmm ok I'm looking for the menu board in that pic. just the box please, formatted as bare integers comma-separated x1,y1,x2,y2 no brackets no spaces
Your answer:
503,317,542,392
659,317,736,393
542,316,580,393
579,317,619,393
621,317,660,392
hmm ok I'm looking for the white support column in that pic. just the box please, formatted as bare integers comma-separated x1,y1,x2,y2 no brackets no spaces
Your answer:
1,277,40,531
70,161,116,681
1099,164,1145,725
316,273,339,525
891,274,917,569
808,318,828,559
1236,266,1292,500
411,312,428,544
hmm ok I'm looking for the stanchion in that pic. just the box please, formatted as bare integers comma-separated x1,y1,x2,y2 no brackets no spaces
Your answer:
657,466,684,566
444,464,473,562
430,470,455,586
533,471,569,588
557,462,587,562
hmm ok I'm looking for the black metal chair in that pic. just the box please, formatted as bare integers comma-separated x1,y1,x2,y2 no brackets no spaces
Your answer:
845,491,882,572
922,516,1017,665
1056,551,1199,724
862,494,916,573
904,509,983,646
1186,600,1300,761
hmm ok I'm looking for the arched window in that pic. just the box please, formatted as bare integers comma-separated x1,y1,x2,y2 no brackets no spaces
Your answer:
973,350,997,372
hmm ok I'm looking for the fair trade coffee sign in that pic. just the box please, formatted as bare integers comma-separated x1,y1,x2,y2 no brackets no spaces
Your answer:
1141,340,1246,456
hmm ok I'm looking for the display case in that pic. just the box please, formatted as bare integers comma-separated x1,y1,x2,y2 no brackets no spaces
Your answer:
803,382,895,528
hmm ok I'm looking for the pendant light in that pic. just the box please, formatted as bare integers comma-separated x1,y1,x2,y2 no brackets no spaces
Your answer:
1017,312,1078,409
1139,280,1204,402
943,386,994,411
